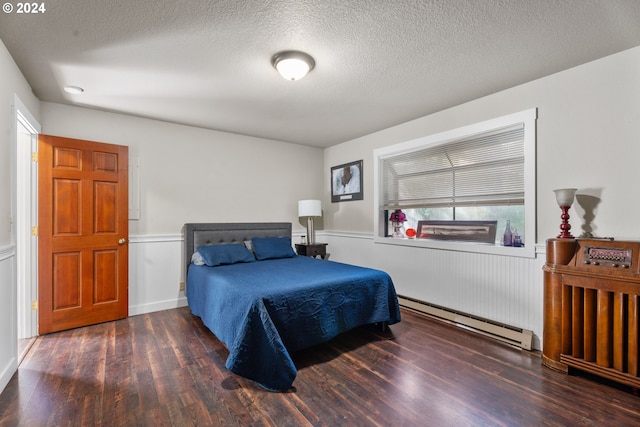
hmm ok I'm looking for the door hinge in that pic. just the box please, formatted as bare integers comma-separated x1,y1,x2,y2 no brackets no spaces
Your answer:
32,300,38,311
32,151,38,162
31,226,38,236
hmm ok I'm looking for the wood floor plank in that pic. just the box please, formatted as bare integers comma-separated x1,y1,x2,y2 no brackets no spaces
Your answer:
1,306,639,426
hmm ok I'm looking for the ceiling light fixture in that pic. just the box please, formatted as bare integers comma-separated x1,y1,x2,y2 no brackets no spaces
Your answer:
64,85,85,94
271,51,315,81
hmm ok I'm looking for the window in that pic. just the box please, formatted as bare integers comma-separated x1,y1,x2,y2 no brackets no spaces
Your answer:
374,109,537,257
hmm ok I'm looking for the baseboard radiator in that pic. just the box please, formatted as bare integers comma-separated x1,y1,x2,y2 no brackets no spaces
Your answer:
398,295,533,350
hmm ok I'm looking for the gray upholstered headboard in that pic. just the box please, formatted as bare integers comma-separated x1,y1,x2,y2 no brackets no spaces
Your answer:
184,222,292,273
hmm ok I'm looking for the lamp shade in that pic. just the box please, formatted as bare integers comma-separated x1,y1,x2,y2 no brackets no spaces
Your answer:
298,200,322,217
553,188,577,207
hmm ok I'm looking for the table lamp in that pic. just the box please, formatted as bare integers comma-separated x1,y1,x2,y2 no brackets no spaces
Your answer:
553,188,577,239
298,200,322,244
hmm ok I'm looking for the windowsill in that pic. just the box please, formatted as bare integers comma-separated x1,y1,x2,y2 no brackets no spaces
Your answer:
374,236,536,258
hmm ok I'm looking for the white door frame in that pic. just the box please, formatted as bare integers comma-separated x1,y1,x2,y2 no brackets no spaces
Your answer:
12,94,40,339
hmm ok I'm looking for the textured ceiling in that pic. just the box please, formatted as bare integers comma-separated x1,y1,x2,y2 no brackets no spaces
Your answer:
2,0,640,148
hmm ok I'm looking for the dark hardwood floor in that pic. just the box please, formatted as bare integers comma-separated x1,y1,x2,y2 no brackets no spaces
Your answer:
0,306,638,426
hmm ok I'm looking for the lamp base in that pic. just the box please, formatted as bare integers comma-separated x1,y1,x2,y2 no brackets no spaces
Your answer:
306,217,316,244
557,206,574,239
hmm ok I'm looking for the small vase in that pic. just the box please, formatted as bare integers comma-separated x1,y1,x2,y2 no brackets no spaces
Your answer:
392,221,404,238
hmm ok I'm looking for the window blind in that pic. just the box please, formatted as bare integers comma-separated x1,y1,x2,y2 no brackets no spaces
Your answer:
381,124,524,210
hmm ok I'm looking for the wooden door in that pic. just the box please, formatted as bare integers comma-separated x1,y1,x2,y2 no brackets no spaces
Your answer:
38,135,128,334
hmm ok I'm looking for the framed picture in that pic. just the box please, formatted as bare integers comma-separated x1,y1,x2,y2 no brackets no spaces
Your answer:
416,220,497,243
331,160,363,202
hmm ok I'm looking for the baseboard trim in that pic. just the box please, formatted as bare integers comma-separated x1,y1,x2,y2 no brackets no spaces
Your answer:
0,357,17,396
129,296,188,316
0,244,15,262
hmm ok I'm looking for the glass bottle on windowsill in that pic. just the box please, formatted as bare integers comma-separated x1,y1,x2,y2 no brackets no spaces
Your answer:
503,220,513,246
513,229,521,247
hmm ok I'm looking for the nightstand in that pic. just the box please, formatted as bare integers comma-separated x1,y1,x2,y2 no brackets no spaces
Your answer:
295,243,328,259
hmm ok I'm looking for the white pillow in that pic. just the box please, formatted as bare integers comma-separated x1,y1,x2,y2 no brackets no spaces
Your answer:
191,251,205,265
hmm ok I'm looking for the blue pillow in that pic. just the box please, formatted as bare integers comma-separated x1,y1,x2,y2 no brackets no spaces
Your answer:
197,243,255,267
251,237,296,260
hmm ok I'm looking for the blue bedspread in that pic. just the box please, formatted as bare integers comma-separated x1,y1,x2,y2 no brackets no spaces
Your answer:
186,255,401,391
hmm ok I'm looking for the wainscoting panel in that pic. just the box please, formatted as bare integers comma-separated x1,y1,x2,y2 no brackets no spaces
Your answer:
322,232,545,349
0,245,17,393
128,232,309,317
128,235,187,316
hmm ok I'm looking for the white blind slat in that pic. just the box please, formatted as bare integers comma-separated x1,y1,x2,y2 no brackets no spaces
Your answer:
382,124,525,210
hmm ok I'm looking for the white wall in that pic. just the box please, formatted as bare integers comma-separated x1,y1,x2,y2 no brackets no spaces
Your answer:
325,46,640,241
40,102,324,236
0,39,40,394
39,102,325,315
323,46,640,349
0,39,40,244
0,247,16,394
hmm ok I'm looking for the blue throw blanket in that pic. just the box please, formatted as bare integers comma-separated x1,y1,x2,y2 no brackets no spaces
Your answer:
187,256,401,391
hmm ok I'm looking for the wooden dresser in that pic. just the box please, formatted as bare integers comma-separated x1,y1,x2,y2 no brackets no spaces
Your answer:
543,238,640,388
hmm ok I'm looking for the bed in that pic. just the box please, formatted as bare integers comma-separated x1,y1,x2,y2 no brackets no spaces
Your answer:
184,222,401,391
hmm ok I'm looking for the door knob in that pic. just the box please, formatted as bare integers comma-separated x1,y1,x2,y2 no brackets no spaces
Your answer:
118,238,127,245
